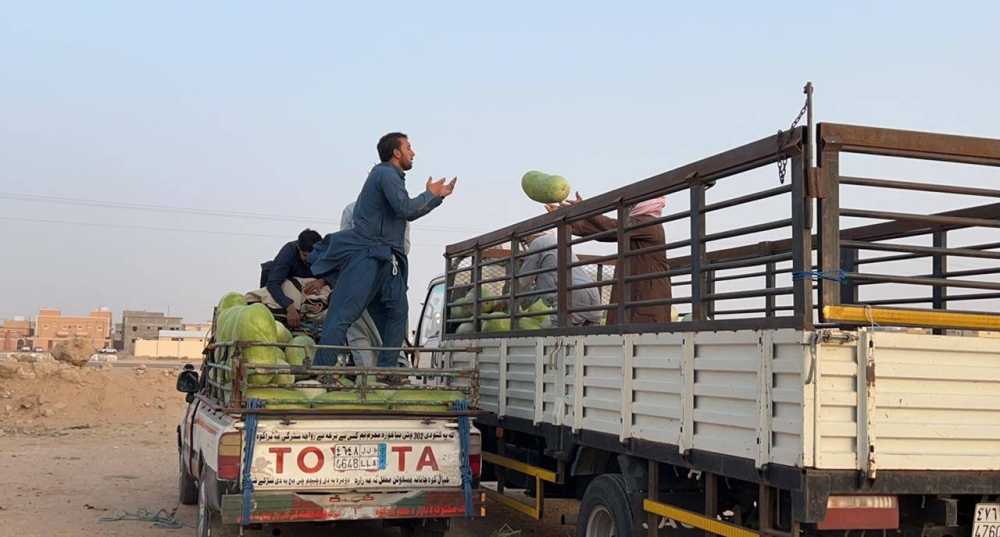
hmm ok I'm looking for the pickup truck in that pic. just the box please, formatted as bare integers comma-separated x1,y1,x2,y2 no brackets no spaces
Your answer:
176,336,485,537
417,112,1000,537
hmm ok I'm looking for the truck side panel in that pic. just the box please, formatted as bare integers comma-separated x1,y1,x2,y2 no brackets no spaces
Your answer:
812,331,1000,471
451,329,808,470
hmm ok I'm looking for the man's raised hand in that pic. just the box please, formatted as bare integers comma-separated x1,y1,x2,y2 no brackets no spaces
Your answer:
427,176,458,198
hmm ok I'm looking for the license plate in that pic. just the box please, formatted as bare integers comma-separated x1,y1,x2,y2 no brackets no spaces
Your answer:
334,444,387,472
975,503,1000,537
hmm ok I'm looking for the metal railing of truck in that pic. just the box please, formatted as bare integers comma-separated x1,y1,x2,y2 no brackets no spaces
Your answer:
442,88,1000,338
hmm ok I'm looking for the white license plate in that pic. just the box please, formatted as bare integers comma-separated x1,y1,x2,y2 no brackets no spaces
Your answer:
975,503,1000,537
334,444,387,472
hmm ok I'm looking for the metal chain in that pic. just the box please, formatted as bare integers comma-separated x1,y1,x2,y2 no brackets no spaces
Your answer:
776,98,809,184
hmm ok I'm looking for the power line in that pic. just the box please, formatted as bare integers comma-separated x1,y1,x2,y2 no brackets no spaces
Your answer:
0,192,488,233
0,216,448,247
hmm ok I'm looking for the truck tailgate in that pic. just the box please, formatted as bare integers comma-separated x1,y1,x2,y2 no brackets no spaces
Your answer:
247,418,465,491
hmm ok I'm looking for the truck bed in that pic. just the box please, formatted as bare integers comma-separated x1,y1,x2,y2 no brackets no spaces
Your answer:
446,329,1000,474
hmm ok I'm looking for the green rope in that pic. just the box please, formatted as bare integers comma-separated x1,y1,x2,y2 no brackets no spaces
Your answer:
98,503,192,529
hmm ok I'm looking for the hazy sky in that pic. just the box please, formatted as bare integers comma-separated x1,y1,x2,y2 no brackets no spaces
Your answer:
2,2,998,329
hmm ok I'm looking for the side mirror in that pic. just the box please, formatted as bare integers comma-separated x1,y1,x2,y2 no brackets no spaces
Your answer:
176,370,199,394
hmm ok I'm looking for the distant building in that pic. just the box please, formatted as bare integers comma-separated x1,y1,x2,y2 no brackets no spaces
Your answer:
133,330,207,359
121,310,183,355
0,317,32,352
184,322,213,332
32,308,113,351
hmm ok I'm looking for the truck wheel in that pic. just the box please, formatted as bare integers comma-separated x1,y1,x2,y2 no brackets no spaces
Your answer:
197,470,221,537
578,474,634,537
178,452,198,505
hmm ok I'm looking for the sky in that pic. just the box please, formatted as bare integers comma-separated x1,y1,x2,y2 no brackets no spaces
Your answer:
1,1,998,331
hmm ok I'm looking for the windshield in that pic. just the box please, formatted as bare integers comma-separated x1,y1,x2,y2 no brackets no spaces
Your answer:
418,282,446,346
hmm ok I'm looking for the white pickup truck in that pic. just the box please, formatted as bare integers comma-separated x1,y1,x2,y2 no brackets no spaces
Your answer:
175,339,484,537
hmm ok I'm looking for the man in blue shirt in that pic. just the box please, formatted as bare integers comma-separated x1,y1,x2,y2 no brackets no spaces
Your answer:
266,229,324,328
310,133,456,371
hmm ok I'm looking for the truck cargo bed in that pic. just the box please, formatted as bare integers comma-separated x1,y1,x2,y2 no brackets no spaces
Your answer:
448,329,1000,474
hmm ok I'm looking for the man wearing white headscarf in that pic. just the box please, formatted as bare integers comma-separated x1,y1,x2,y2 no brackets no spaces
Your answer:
547,193,673,325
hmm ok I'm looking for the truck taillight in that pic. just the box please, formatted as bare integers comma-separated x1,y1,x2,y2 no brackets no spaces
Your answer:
470,454,482,477
818,495,898,530
470,429,482,477
218,432,242,481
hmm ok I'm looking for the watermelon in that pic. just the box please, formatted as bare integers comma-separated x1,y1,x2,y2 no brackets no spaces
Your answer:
293,380,327,399
521,170,571,204
271,358,295,387
391,390,467,412
456,322,475,335
222,357,233,384
520,300,551,324
450,293,473,319
285,335,314,380
483,318,511,332
516,317,543,330
212,306,241,362
275,321,292,344
311,390,392,410
244,388,310,410
473,287,500,314
680,313,712,322
216,292,247,323
232,303,278,385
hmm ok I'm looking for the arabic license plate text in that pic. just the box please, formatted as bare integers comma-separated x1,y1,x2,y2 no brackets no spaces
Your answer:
975,503,1000,537
334,444,387,471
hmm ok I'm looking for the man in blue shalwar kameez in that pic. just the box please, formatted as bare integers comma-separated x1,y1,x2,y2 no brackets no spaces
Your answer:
310,132,456,372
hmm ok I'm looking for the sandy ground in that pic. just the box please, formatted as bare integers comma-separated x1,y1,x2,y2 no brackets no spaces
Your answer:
0,363,577,537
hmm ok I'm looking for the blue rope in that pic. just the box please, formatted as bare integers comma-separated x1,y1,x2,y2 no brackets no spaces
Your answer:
453,400,474,519
241,398,264,526
792,269,848,283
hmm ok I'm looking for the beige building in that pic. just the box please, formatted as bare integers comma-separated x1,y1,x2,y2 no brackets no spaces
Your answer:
133,330,207,359
1,317,32,352
32,308,113,351
121,310,183,355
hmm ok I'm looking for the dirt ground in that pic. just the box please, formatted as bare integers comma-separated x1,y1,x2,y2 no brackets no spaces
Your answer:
0,362,577,537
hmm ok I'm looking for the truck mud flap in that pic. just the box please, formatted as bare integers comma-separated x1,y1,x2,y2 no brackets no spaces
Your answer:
221,489,486,525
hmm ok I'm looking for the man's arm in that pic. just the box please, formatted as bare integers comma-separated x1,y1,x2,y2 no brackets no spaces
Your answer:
266,243,297,310
379,171,443,220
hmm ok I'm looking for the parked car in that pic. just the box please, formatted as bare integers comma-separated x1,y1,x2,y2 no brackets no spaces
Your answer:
32,347,43,352
99,347,117,354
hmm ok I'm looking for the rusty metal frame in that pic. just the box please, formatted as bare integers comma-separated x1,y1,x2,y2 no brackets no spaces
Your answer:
444,121,1000,336
443,127,810,338
817,122,1000,326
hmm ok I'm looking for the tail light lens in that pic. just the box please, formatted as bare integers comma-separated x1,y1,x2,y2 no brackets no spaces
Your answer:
469,454,482,477
469,430,482,477
818,495,899,530
218,432,242,481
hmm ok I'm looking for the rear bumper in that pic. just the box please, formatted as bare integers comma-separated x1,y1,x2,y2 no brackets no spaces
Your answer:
221,488,486,525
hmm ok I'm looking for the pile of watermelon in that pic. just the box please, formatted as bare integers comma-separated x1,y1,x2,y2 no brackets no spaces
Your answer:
208,292,467,411
449,287,553,333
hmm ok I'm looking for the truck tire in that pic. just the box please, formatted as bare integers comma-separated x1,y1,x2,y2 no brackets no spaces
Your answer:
578,474,634,537
179,452,198,505
197,468,222,537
